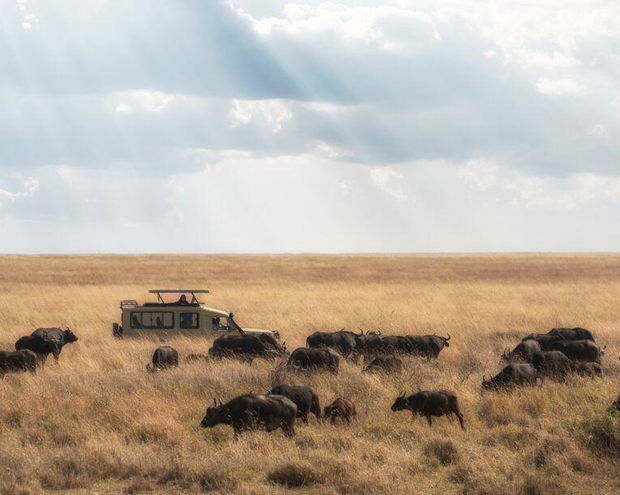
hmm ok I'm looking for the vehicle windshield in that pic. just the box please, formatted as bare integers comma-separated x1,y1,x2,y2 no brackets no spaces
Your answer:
211,316,230,331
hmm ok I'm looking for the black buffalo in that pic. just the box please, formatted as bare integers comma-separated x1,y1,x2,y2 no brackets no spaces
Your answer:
200,393,297,438
0,350,38,376
503,339,541,362
15,335,58,363
531,351,573,380
391,390,464,429
357,332,450,359
482,363,541,390
209,334,285,362
286,347,340,373
362,355,403,374
147,346,179,372
547,327,595,342
613,394,620,411
548,339,602,363
270,384,321,423
306,329,360,358
16,327,78,362
571,361,603,377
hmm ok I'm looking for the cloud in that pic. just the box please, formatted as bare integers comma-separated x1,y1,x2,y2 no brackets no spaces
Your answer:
369,167,407,201
1,0,620,252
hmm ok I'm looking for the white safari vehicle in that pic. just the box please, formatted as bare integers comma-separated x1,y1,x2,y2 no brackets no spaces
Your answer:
112,289,280,340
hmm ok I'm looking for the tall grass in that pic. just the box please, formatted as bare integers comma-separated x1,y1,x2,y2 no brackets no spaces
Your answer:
0,254,618,494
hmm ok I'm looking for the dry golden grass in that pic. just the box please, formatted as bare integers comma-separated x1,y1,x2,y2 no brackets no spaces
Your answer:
0,254,619,495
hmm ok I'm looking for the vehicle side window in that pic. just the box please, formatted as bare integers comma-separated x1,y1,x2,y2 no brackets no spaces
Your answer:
130,312,174,329
180,312,199,329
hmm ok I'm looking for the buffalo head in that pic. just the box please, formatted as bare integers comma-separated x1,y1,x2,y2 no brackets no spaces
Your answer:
390,391,408,412
201,398,230,428
63,328,78,343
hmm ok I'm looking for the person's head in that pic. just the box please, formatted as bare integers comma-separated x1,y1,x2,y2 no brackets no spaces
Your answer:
179,294,187,302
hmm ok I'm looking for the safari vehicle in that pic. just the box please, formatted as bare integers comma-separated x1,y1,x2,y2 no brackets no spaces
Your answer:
112,289,280,340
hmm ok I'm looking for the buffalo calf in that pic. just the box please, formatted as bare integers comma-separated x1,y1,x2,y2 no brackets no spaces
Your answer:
0,350,38,376
324,398,356,423
147,346,179,372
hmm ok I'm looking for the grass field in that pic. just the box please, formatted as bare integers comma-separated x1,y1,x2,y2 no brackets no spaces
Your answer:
0,254,619,495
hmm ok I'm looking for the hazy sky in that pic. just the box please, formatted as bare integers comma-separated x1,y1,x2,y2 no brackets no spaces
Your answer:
1,0,620,252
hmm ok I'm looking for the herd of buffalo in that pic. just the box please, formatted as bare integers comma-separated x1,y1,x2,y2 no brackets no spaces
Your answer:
1,325,618,439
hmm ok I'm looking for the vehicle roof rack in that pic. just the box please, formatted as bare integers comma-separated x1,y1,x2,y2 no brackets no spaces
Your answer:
148,289,209,305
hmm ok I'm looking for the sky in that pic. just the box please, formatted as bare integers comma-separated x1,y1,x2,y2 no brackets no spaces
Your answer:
1,0,620,253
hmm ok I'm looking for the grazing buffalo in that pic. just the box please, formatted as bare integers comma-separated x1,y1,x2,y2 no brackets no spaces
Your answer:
324,398,356,424
0,350,38,376
531,351,573,380
286,347,340,373
16,327,78,362
547,327,595,342
147,346,179,372
522,333,560,350
257,333,288,356
406,334,451,359
391,390,464,429
362,355,403,374
357,332,450,359
571,361,603,377
270,384,321,423
209,334,285,362
306,329,361,359
482,363,541,390
200,393,297,438
548,340,602,363
503,339,541,362
613,394,620,411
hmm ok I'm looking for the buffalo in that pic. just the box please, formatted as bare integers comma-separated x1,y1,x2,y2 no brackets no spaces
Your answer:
209,333,285,362
270,384,321,423
482,363,541,390
613,394,620,411
531,351,573,380
200,393,297,438
571,361,603,377
286,347,339,373
356,332,450,359
306,329,361,359
362,355,403,374
547,327,595,342
16,327,78,362
548,340,602,363
147,346,179,372
324,398,356,424
0,350,38,376
502,339,541,362
391,390,464,429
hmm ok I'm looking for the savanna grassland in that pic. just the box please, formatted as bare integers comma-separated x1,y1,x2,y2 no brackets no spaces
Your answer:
0,254,619,495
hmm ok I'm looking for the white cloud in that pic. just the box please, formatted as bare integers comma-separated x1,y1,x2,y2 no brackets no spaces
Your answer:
228,99,292,133
536,78,585,96
458,160,498,191
369,167,407,201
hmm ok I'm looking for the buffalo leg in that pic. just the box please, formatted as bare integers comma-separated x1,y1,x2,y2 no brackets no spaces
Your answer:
426,415,433,427
456,412,465,430
282,421,295,437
